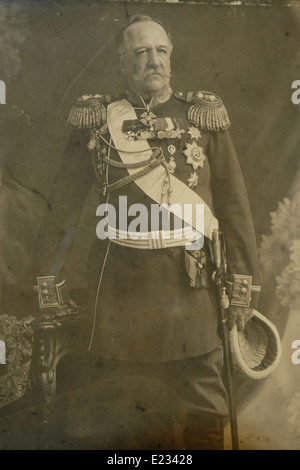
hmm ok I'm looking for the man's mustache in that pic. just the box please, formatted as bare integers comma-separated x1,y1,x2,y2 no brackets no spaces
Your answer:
131,70,172,80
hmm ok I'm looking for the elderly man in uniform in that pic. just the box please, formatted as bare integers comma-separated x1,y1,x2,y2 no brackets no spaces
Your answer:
35,15,261,449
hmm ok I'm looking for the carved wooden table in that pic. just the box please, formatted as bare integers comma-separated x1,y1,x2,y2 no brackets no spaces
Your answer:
30,311,88,403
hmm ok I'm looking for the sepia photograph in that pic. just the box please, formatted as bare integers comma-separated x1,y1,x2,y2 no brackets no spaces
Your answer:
0,0,300,451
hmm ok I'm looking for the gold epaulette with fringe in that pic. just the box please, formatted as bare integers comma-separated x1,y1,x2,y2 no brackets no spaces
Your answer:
67,94,111,128
174,90,231,131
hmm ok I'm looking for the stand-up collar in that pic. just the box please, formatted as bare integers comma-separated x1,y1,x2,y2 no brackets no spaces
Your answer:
126,86,173,109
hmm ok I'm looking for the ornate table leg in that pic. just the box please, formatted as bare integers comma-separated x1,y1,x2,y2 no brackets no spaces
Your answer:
30,317,87,402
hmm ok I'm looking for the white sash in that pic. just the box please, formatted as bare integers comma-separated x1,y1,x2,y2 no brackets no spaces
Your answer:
106,99,218,240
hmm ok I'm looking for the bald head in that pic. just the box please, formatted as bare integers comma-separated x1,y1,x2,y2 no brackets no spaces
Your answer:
118,16,173,99
117,15,173,57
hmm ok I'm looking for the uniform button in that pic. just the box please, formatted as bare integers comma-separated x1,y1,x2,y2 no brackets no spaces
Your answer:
241,287,247,294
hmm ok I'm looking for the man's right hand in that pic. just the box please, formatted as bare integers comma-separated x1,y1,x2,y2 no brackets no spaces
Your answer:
227,306,253,332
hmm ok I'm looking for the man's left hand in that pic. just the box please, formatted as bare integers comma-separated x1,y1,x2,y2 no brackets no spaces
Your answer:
226,306,253,331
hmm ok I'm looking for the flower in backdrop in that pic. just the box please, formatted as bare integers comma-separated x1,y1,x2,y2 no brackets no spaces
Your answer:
259,197,300,275
276,240,300,310
259,192,300,312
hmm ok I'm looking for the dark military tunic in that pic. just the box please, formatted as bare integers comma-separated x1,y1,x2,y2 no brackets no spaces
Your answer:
34,89,261,363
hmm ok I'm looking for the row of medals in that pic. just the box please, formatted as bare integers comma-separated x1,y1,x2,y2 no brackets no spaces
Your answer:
125,107,183,175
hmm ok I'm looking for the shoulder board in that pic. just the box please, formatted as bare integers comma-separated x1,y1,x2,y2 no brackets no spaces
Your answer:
67,93,111,129
174,90,231,131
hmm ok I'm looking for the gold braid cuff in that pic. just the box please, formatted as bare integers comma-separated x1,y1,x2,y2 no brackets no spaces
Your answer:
226,274,261,308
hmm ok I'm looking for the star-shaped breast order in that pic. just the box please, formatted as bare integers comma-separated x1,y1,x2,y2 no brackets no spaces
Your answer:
183,141,206,170
187,126,201,141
